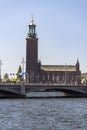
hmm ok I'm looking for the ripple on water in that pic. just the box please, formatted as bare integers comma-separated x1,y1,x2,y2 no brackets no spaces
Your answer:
0,98,87,130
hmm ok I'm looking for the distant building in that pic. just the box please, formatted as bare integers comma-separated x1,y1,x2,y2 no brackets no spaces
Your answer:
26,19,81,84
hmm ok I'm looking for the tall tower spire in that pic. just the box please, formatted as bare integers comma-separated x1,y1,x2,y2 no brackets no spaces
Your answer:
26,19,38,82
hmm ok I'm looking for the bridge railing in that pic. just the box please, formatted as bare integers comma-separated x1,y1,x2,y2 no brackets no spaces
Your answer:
0,82,87,87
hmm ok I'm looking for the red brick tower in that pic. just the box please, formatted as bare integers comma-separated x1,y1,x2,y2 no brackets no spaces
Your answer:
26,19,38,82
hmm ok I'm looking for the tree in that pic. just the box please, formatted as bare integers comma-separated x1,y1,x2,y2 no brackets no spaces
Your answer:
3,73,9,82
17,65,22,80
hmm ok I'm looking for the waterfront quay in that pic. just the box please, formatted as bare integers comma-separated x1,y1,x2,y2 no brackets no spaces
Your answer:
0,83,87,98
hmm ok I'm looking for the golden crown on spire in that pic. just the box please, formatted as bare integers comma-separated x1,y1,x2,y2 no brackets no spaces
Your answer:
30,19,35,25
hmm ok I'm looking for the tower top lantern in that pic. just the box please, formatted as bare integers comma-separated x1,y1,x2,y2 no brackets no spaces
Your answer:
28,19,37,38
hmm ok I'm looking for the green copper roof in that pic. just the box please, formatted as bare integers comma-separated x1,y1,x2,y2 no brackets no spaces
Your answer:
41,65,77,72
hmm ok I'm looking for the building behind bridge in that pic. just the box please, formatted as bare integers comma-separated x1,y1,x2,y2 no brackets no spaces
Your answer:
26,19,81,84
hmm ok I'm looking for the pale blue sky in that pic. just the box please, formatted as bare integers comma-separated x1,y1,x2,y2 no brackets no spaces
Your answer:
0,0,87,77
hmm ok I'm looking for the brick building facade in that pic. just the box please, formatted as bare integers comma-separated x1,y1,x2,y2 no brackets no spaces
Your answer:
26,19,81,84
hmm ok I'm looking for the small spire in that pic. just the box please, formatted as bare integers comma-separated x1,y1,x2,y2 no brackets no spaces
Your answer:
76,58,80,71
76,58,79,65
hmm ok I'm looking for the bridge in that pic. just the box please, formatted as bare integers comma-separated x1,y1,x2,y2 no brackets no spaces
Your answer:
0,83,87,98
0,84,26,98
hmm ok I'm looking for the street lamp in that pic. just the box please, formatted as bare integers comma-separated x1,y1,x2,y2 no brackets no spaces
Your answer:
21,58,25,80
65,63,67,85
0,60,3,82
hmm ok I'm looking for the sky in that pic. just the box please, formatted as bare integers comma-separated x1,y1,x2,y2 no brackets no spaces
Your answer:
0,0,87,78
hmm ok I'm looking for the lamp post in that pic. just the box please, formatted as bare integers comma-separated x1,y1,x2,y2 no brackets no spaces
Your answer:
65,63,67,85
21,58,25,80
0,60,3,82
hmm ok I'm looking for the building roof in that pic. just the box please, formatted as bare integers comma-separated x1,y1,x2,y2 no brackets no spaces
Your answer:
41,65,77,72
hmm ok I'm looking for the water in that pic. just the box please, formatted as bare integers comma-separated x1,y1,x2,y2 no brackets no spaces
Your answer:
0,97,87,130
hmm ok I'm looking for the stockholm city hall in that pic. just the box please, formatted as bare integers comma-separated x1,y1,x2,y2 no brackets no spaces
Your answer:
26,19,81,84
